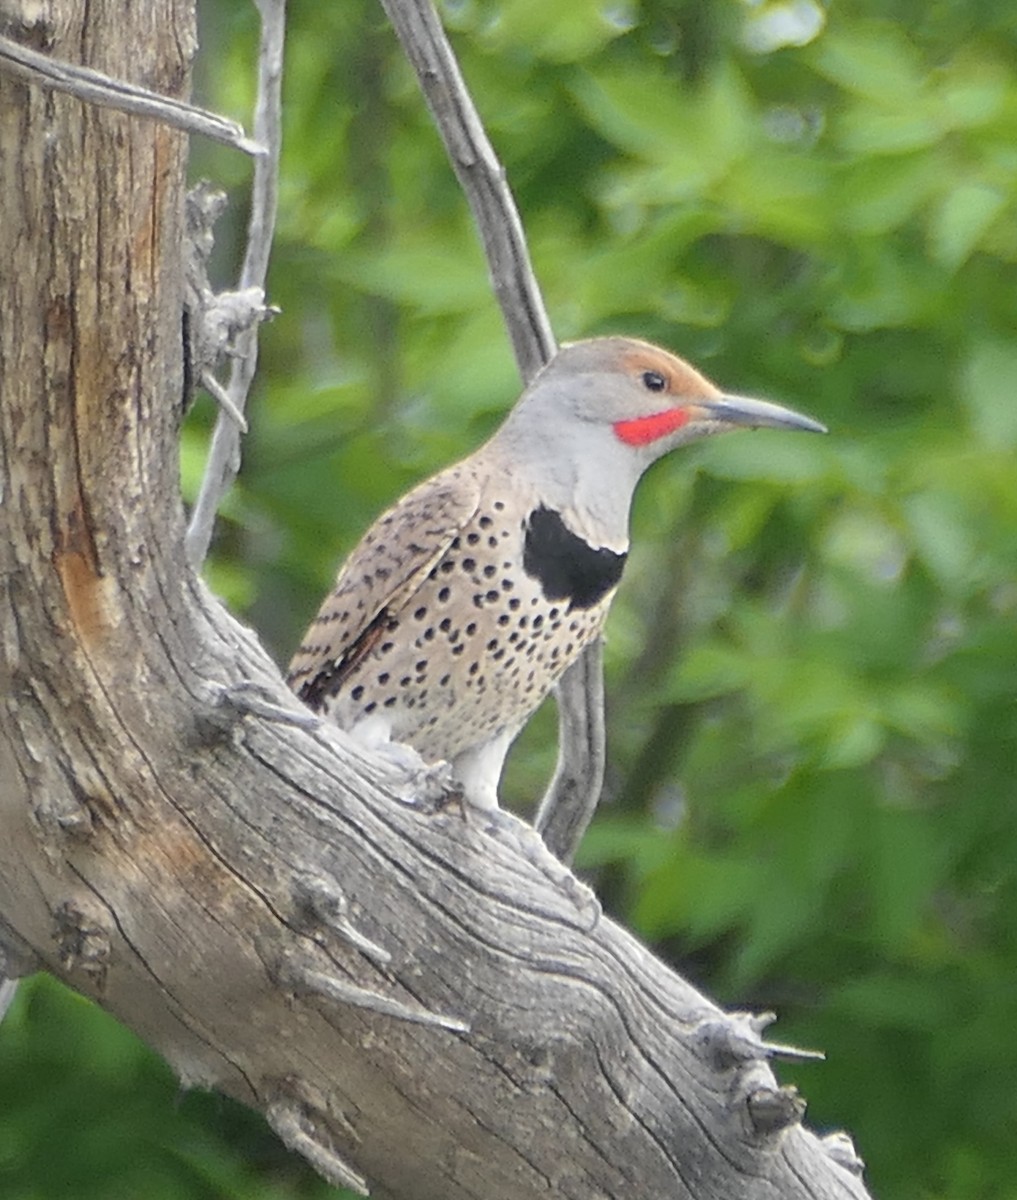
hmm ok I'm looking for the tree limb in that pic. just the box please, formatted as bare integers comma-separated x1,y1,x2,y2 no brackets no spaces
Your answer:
0,979,18,1023
534,639,607,863
376,0,555,378
377,0,604,861
0,29,262,154
0,2,872,1197
185,0,286,566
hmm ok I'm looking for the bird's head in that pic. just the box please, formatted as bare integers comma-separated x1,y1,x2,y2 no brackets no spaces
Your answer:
531,336,826,458
492,335,825,547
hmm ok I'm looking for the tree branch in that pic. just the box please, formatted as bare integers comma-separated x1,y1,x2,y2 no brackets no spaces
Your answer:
376,0,555,379
0,979,18,1023
534,638,606,863
185,0,286,566
0,30,262,154
378,0,604,861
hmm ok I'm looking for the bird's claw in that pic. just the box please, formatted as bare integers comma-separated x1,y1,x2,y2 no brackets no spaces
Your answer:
392,756,464,814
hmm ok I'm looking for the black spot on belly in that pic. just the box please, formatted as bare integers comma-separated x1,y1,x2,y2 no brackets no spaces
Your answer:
522,506,626,610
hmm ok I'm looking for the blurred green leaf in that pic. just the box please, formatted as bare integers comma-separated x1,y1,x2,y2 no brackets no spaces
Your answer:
809,21,928,102
960,340,1017,450
929,182,1007,269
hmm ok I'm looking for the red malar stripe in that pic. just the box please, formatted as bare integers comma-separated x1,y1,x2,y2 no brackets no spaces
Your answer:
613,407,691,446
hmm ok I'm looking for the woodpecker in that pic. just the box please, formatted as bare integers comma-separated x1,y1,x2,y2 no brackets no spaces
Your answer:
289,337,824,809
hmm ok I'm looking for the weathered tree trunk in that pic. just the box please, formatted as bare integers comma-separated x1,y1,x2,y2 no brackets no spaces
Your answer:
0,3,871,1198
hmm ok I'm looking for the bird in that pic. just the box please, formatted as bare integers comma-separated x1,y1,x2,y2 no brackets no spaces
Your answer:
288,336,825,813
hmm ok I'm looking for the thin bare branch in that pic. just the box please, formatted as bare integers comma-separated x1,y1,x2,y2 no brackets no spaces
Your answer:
200,370,250,433
378,0,604,852
377,0,555,381
0,32,262,155
534,637,606,863
280,956,470,1033
0,979,17,1023
266,1102,370,1196
185,0,286,567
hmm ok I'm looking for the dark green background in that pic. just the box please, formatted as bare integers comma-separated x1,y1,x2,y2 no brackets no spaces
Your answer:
4,1,1017,1196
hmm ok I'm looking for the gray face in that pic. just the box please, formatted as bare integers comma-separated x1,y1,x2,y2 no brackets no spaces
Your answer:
535,336,724,429
488,334,825,550
503,338,820,463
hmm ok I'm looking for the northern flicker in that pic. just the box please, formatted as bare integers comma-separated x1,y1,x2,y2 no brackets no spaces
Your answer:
288,337,824,811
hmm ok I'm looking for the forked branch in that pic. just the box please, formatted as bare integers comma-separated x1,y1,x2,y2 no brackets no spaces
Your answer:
185,0,287,566
378,0,604,859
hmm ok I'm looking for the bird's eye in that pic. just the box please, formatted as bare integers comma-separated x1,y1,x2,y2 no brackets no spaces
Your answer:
641,370,667,393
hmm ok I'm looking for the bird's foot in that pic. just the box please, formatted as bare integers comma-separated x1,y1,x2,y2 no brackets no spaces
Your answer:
478,809,600,930
383,750,463,814
346,721,461,813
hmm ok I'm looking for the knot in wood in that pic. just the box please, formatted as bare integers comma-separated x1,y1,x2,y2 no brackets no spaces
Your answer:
745,1084,806,1137
822,1130,866,1176
693,1014,769,1070
53,898,112,989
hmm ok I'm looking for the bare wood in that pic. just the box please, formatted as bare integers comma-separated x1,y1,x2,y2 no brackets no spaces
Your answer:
0,980,18,1023
0,29,261,153
0,3,872,1198
535,638,607,863
376,0,555,380
378,0,605,856
185,0,286,566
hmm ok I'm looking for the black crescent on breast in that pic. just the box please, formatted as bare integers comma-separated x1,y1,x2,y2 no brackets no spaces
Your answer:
522,505,627,610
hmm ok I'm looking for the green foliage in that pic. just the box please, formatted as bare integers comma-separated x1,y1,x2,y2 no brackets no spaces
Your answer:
7,0,1017,1196
0,977,348,1200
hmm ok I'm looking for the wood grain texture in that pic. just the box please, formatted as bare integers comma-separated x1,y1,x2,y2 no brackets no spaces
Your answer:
0,2,871,1197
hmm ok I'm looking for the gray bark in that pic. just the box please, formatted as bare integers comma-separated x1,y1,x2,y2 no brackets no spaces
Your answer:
0,2,872,1197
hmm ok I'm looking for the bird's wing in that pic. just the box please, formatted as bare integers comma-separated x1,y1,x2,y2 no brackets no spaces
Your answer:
287,465,483,710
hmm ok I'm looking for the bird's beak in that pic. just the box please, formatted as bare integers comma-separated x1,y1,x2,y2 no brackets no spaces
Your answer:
693,394,827,435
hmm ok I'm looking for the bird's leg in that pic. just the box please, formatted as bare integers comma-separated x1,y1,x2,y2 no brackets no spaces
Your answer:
450,728,519,813
446,732,598,925
345,717,462,813
395,757,464,815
